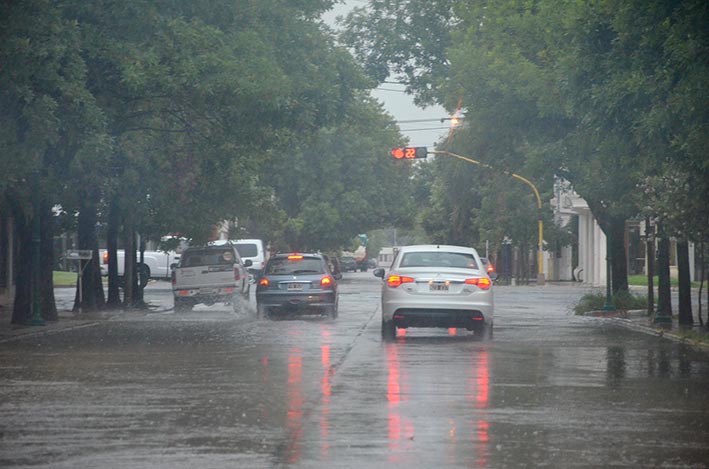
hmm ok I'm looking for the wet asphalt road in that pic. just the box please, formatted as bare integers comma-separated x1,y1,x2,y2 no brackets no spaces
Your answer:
1,273,708,468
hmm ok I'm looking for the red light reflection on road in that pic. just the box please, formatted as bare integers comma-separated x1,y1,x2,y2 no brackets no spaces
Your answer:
320,343,331,457
473,350,490,408
386,343,414,460
286,347,303,464
470,350,490,466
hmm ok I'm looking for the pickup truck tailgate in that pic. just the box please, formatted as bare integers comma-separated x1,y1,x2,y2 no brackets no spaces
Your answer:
174,265,236,290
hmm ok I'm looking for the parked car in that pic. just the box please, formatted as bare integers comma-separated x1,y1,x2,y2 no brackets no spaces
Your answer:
172,244,251,312
100,248,180,282
256,253,338,318
373,244,494,340
480,257,498,281
339,255,358,272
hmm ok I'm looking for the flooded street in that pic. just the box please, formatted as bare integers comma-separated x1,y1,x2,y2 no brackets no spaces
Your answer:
1,274,708,468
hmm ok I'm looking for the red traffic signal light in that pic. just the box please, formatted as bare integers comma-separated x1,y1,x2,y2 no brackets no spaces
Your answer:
391,147,428,159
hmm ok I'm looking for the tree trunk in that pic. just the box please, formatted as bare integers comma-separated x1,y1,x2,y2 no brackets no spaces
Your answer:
106,200,121,307
122,224,136,308
609,216,629,294
76,196,105,313
645,219,655,315
656,234,672,317
699,243,705,327
676,239,693,326
40,200,58,321
11,210,32,324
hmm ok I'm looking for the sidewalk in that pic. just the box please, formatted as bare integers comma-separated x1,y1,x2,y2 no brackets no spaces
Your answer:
586,308,709,351
0,283,172,343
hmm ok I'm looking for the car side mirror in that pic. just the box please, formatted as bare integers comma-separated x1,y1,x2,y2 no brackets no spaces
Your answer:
170,263,178,269
373,268,385,278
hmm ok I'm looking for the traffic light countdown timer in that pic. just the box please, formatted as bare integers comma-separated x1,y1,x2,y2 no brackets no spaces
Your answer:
391,147,428,159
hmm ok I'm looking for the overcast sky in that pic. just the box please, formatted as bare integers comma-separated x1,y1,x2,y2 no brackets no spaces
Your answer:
322,1,450,148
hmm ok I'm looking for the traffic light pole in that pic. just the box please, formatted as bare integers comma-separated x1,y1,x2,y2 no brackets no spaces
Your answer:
429,150,545,285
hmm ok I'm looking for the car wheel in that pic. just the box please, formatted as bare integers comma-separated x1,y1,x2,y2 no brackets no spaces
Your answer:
381,319,396,340
475,322,493,341
138,264,151,289
257,303,270,319
232,295,245,313
174,297,191,313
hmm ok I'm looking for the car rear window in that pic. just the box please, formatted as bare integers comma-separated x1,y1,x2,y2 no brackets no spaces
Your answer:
235,243,258,258
400,251,478,269
181,248,237,267
265,257,325,275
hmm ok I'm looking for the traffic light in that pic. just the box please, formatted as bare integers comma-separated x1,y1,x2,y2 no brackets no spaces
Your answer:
391,147,428,159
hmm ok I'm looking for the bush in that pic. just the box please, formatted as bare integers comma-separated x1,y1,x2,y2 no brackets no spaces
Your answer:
573,291,649,315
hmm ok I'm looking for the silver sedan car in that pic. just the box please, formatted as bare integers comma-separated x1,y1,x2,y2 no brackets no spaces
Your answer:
373,245,494,340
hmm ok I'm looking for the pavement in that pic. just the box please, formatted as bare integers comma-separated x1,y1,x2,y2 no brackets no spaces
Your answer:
0,283,172,344
585,308,709,352
1,283,708,351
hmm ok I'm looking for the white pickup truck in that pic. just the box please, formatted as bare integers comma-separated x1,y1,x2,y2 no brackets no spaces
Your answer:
99,249,181,281
172,244,251,312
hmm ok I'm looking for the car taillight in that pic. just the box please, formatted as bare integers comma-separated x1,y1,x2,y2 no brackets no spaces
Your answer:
487,264,495,273
103,252,109,264
171,270,176,285
387,275,415,288
234,268,241,281
259,278,270,287
464,277,492,290
287,255,303,260
321,275,333,287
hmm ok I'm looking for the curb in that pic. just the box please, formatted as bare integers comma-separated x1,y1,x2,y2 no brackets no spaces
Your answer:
589,310,709,352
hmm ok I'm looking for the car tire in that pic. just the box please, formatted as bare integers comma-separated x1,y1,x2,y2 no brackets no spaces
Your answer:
475,322,493,341
257,303,270,319
381,319,396,341
232,295,244,313
138,264,151,289
174,297,191,313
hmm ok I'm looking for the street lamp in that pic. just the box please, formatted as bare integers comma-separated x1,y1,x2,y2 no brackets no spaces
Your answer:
429,150,546,285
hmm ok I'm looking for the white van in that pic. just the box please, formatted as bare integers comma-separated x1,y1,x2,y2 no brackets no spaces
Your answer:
212,239,268,277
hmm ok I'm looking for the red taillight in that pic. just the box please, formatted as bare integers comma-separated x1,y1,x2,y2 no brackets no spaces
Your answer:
464,277,492,290
259,278,270,287
321,276,333,287
287,255,303,260
487,264,495,273
234,268,241,281
103,252,109,264
387,275,415,288
171,270,176,286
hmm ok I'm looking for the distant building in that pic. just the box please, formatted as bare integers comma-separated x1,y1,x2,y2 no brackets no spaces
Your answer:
548,180,696,286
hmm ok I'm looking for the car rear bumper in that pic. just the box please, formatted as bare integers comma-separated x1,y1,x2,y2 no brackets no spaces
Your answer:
257,291,337,312
173,285,240,304
381,294,493,327
389,308,490,330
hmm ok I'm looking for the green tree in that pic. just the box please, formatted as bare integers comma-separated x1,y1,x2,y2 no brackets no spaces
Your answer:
264,96,416,251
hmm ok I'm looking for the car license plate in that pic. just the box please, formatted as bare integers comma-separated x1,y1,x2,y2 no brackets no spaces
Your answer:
430,282,449,292
287,283,303,291
200,287,216,294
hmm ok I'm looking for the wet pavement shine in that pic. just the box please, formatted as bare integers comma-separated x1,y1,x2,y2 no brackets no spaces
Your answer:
0,275,708,468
